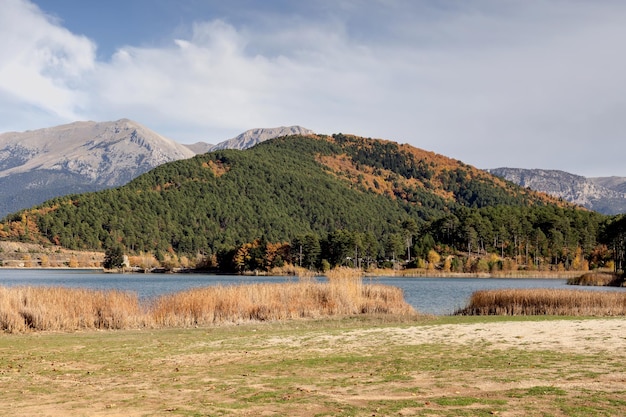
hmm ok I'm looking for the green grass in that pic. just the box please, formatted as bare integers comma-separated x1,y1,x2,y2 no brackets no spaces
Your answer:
509,386,568,397
0,316,624,416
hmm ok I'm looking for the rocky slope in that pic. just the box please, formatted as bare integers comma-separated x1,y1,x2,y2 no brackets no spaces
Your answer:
589,176,626,194
0,119,196,217
488,167,626,214
205,126,314,152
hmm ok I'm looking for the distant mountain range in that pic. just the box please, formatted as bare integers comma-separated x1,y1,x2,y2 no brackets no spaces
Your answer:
0,120,312,217
488,168,626,215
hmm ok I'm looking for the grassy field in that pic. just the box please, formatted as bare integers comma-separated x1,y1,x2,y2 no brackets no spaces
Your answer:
1,315,625,416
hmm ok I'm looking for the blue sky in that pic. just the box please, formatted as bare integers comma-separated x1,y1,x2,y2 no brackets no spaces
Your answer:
2,0,626,176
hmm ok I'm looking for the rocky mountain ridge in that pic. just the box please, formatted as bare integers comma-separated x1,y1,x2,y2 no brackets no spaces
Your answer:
207,126,315,151
488,167,626,215
0,119,196,217
182,126,313,154
0,119,195,183
589,176,626,194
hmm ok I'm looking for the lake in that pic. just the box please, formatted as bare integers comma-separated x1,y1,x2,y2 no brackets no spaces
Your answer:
0,269,623,315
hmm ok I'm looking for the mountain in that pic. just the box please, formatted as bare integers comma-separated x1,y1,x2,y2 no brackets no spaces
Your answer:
2,133,604,273
0,121,315,218
180,126,313,154
488,168,626,215
589,176,626,194
183,141,214,154
203,125,314,152
0,119,195,217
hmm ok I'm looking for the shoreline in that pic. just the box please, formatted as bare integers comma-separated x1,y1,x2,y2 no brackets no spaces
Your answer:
387,270,589,279
0,265,611,280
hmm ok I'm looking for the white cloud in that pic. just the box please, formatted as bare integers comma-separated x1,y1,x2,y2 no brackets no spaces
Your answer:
0,0,95,124
2,0,626,175
85,20,277,137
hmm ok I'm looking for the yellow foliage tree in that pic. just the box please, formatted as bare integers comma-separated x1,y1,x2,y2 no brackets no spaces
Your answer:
606,260,615,271
233,243,252,271
21,254,34,268
416,258,426,269
427,249,441,270
442,256,452,272
571,247,586,271
488,253,500,272
265,242,289,270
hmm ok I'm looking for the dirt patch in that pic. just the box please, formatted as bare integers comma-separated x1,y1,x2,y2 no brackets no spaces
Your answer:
0,240,103,268
265,317,626,354
391,318,626,353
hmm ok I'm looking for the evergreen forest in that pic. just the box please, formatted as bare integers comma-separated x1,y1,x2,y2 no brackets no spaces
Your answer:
1,133,623,273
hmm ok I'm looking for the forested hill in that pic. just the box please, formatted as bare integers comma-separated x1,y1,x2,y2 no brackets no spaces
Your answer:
0,134,608,271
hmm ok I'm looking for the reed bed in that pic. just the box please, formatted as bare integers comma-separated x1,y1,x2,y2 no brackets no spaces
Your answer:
567,272,624,287
0,286,146,333
455,288,626,316
150,275,415,326
0,275,416,333
325,267,363,311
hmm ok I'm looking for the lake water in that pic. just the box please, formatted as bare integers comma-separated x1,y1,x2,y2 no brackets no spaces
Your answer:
0,269,623,315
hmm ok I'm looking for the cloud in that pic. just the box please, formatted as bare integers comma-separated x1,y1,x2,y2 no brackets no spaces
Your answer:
0,0,95,124
87,20,275,136
2,0,626,175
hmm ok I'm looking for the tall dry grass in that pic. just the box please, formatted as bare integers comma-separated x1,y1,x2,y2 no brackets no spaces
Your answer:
326,267,365,312
0,286,147,333
567,272,624,287
0,276,416,333
268,264,315,279
455,288,626,316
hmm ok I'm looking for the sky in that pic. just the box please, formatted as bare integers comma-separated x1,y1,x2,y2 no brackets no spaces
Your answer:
1,0,625,177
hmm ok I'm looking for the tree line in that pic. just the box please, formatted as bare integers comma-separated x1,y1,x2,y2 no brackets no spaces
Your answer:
214,203,610,273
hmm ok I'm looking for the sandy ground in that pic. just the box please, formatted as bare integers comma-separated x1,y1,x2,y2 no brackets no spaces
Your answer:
382,318,626,353
266,318,626,354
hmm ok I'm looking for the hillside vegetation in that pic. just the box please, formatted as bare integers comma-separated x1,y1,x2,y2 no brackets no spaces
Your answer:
0,134,613,273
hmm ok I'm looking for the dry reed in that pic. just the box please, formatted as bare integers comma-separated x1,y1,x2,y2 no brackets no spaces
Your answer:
326,267,364,312
0,276,416,333
567,272,624,287
150,278,415,326
0,286,146,332
455,288,626,316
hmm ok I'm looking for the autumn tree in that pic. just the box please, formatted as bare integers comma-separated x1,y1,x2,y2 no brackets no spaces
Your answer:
427,249,441,270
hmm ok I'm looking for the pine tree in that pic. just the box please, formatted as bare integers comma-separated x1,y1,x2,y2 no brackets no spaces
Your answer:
103,245,125,270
